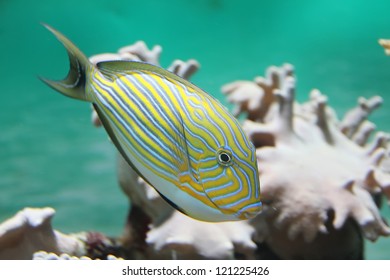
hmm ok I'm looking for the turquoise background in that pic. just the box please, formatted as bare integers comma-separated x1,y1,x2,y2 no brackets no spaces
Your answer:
1,0,390,259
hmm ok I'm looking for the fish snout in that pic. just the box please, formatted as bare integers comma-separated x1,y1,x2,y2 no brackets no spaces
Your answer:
236,203,262,220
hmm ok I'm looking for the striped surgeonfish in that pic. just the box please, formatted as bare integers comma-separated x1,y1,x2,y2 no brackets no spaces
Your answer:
40,24,262,222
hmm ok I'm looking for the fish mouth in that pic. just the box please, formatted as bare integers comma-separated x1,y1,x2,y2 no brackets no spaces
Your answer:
234,202,263,220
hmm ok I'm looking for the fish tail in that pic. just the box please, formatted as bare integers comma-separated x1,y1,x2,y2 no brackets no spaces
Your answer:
39,23,93,102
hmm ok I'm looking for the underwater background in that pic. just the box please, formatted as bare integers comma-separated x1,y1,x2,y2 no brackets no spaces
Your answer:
1,0,390,259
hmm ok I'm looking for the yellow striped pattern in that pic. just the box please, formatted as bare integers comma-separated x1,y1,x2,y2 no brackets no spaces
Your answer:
40,24,261,222
86,61,261,221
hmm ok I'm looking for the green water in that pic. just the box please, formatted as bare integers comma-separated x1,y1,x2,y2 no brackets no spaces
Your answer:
1,0,390,259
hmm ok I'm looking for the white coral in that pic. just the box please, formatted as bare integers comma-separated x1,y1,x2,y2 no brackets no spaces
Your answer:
221,63,294,121
89,41,161,65
88,41,390,259
146,211,256,259
0,208,86,259
225,65,390,246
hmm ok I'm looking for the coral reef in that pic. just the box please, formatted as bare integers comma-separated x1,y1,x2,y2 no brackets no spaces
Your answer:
90,43,390,259
0,207,121,260
1,40,389,260
223,64,390,258
89,40,200,77
0,207,84,259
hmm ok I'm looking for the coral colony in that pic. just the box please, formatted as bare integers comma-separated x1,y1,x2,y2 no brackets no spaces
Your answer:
0,40,389,259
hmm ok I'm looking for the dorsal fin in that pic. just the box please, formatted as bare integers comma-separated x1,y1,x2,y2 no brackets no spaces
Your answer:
96,60,207,96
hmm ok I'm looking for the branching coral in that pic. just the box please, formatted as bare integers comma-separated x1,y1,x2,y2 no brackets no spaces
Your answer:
3,40,388,259
221,64,294,121
89,40,200,77
223,64,390,258
0,207,122,260
89,41,161,65
0,208,85,259
89,41,390,259
339,96,383,140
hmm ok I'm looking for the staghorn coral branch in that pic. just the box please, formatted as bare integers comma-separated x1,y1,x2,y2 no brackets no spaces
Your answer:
221,81,266,120
374,169,390,201
254,63,294,91
222,64,294,122
314,93,334,145
352,121,376,146
369,148,386,167
298,89,339,126
273,76,295,136
119,41,162,65
90,41,164,67
363,168,379,191
255,64,294,120
366,132,389,155
242,120,276,148
359,96,383,112
340,96,383,139
167,59,200,80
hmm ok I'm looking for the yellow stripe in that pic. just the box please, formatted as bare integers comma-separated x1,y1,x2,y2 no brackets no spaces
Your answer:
92,73,177,181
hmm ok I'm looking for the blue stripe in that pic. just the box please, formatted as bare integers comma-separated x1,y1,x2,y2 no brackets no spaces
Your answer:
115,76,186,163
203,97,250,157
164,78,221,148
139,73,216,154
91,80,179,177
186,94,229,146
124,74,186,144
235,201,263,216
146,73,218,153
95,95,177,182
131,72,208,195
95,80,178,166
202,170,227,185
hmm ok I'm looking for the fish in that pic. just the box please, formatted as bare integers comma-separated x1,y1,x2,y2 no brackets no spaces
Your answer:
40,24,262,222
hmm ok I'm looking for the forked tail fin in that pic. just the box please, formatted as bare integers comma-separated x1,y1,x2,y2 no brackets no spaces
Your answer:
40,23,93,101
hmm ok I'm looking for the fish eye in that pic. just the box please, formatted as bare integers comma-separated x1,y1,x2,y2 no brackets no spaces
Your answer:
217,149,233,166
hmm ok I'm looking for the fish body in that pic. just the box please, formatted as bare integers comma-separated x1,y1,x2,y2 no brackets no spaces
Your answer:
41,24,261,222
